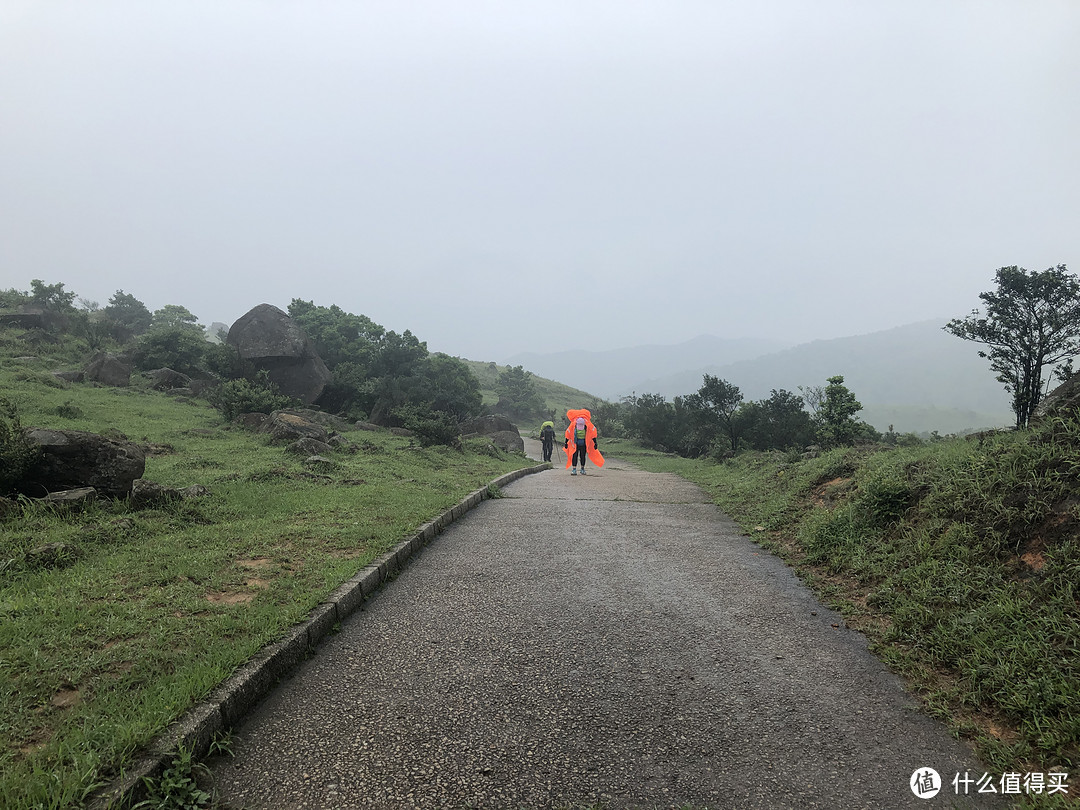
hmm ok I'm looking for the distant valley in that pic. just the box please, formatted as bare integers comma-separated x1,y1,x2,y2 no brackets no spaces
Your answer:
503,321,1016,435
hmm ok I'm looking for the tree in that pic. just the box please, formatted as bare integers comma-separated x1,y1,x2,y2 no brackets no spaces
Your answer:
133,328,207,374
28,280,76,312
151,304,203,334
495,365,544,418
288,299,386,370
814,375,864,447
622,392,677,450
741,389,815,451
104,290,153,337
0,287,30,310
415,353,483,422
944,265,1080,428
287,300,436,422
685,375,744,455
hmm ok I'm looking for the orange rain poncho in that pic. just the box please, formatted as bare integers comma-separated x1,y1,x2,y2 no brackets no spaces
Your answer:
564,408,604,468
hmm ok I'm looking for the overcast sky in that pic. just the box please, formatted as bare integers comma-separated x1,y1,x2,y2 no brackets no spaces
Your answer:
1,1,1077,360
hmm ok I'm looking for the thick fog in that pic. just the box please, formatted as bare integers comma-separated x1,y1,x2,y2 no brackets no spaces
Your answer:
1,1,1077,358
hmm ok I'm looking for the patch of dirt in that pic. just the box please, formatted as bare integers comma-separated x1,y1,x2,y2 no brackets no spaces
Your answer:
1015,499,1078,574
17,727,52,759
810,477,853,509
1020,545,1046,572
237,557,273,570
328,548,365,559
206,591,256,605
207,560,276,604
50,686,81,710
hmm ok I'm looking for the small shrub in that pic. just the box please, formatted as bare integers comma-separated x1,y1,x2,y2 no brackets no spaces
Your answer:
208,373,295,422
856,474,916,528
0,397,39,495
133,747,211,809
13,369,65,389
394,405,461,448
55,400,84,419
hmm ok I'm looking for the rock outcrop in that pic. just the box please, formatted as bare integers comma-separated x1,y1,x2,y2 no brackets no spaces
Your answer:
260,411,332,445
1032,371,1080,423
226,304,332,404
128,480,210,509
460,414,524,453
21,429,146,497
144,368,192,390
84,352,132,387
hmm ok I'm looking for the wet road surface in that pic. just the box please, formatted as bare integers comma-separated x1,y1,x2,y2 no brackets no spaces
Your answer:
209,441,1000,809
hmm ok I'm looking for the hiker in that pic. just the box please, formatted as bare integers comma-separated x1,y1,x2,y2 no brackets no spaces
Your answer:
539,420,556,462
563,408,604,475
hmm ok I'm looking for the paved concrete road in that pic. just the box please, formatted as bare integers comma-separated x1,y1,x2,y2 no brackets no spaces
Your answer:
210,440,1000,809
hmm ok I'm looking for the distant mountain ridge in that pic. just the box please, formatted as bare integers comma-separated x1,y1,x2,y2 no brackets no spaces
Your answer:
504,335,789,402
502,321,1015,434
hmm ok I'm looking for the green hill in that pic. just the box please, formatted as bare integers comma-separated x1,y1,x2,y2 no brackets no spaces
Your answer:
462,358,606,430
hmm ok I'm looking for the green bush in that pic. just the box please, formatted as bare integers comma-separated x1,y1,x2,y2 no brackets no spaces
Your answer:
55,400,84,420
132,327,206,375
208,374,296,421
394,405,461,447
0,397,39,495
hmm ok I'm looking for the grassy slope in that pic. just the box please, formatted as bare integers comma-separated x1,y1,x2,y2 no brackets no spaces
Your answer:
463,359,603,428
608,429,1079,788
0,349,534,808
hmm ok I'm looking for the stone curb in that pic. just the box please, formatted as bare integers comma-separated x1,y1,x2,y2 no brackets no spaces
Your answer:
89,462,550,809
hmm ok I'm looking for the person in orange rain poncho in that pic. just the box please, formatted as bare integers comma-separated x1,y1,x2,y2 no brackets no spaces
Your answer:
563,408,604,475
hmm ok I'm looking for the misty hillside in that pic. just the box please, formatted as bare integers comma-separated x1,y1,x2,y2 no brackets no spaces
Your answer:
503,335,788,402
508,321,1017,434
632,320,1015,433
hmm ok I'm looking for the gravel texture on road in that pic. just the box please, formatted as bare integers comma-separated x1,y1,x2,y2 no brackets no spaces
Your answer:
209,441,1001,809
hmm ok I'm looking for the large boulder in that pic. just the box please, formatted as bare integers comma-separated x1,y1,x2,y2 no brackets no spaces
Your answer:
260,410,331,445
1032,371,1080,423
226,304,332,404
0,308,47,329
21,429,145,497
460,414,524,453
460,414,518,436
84,352,132,387
278,408,353,432
0,307,67,331
144,367,192,390
488,430,525,453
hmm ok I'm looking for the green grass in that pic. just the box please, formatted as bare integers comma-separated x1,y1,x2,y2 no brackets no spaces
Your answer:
608,428,1080,782
462,359,602,426
0,350,533,808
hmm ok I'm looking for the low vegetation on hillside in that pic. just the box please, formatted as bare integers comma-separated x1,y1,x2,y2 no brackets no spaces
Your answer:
612,422,1079,790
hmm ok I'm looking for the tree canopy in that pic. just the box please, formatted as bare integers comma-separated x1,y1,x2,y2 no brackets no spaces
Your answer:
944,264,1080,428
151,304,203,334
494,365,544,419
288,299,482,426
104,290,153,337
